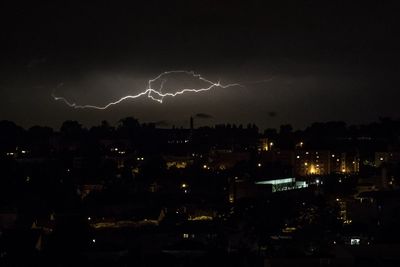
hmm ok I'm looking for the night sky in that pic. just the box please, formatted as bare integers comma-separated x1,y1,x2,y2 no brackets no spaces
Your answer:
1,1,399,129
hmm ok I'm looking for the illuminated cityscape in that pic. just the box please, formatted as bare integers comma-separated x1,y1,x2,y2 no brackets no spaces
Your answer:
1,118,400,266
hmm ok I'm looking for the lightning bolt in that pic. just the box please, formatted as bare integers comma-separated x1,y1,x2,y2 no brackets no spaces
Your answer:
52,70,243,110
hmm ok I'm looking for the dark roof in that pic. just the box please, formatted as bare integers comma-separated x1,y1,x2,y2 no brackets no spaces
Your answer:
358,190,400,200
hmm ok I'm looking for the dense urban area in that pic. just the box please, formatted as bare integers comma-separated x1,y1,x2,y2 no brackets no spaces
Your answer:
1,117,400,266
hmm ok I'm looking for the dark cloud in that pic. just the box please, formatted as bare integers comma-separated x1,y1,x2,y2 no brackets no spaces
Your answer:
0,2,399,129
268,112,277,117
153,120,170,127
26,57,47,69
195,113,213,119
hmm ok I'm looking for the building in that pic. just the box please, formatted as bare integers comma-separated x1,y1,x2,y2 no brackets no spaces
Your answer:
294,150,360,176
294,150,331,176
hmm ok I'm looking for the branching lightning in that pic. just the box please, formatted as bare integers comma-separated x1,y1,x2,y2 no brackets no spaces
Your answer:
52,70,243,110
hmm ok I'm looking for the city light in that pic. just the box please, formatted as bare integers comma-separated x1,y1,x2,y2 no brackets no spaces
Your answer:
255,178,295,185
309,165,316,174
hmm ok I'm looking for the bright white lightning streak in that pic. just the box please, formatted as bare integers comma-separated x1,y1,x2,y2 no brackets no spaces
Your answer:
52,70,242,110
